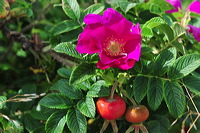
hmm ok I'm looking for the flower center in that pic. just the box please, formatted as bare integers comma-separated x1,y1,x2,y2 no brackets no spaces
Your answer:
104,39,125,56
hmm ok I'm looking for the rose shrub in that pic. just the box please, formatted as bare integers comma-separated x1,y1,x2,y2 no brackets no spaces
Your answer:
1,0,200,133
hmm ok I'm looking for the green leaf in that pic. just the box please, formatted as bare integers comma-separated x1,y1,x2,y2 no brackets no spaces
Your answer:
153,115,170,133
157,24,174,42
164,81,186,118
153,47,177,76
67,108,87,133
168,54,200,79
74,80,91,91
62,0,80,20
50,20,80,35
172,40,186,54
133,76,149,103
39,93,74,109
183,75,200,96
0,96,7,109
69,63,96,85
51,79,83,99
143,17,166,28
54,42,84,59
142,27,153,38
77,96,96,118
18,84,36,94
140,46,154,60
142,17,166,38
83,3,105,15
0,0,9,18
147,0,174,11
118,1,136,13
3,119,23,133
146,120,162,133
24,114,42,132
87,80,110,97
31,105,56,120
45,110,67,133
149,4,163,15
57,67,72,78
147,78,164,111
173,23,186,39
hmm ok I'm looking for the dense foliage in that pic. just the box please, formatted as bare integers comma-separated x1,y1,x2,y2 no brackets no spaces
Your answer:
0,0,200,133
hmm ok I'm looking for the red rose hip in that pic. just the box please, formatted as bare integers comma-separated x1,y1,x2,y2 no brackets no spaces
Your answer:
96,94,126,120
125,105,149,123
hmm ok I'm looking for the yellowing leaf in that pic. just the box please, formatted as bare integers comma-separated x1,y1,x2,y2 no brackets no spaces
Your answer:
0,0,10,18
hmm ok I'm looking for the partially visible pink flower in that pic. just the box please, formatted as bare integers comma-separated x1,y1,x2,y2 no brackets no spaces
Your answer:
187,0,200,15
187,25,200,42
76,8,141,70
165,0,182,13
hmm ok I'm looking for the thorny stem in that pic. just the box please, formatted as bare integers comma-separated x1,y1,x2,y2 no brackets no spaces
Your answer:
109,81,118,100
110,120,118,133
100,120,109,133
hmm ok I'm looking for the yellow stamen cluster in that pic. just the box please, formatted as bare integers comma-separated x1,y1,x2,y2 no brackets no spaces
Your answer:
104,37,125,57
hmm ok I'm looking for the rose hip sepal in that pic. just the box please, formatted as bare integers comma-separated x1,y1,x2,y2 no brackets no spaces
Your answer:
96,94,126,120
125,105,149,124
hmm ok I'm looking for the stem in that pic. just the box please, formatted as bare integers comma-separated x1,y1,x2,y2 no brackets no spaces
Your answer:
125,125,135,133
120,88,137,107
129,74,171,82
110,120,118,133
100,120,109,133
187,114,200,133
109,81,118,100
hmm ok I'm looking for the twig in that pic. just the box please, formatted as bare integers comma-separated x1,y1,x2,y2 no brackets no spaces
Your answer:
182,83,200,133
183,84,199,114
46,50,77,67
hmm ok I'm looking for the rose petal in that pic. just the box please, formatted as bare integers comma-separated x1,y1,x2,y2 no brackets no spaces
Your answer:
96,61,116,69
117,59,135,70
76,28,100,54
187,25,200,42
101,8,123,25
125,40,141,61
84,14,102,25
187,0,200,15
107,18,131,35
165,0,182,13
99,52,116,64
130,23,141,35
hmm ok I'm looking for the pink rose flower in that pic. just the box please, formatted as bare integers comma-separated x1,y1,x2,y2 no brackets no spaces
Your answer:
188,25,200,42
187,0,200,15
165,0,182,13
76,8,141,70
